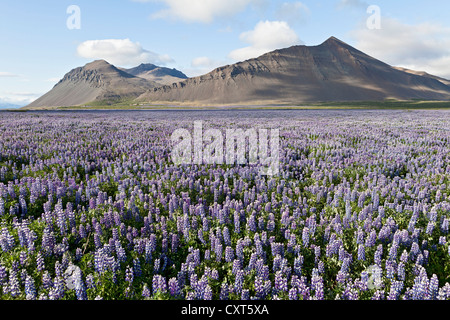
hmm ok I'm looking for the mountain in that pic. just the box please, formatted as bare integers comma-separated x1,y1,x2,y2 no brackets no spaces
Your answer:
120,64,187,85
26,60,159,108
0,100,23,109
137,37,450,105
393,67,450,87
25,37,450,108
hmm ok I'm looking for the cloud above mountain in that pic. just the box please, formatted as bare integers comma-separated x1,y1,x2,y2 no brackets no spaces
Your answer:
228,20,302,61
144,0,261,23
351,17,450,79
275,2,310,25
77,39,174,67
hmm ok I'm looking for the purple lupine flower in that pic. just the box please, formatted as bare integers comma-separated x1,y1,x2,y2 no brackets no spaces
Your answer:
232,259,242,275
42,271,53,290
53,276,66,299
74,269,87,300
133,258,142,278
429,274,439,300
410,242,420,259
294,255,303,276
168,277,180,297
386,261,395,280
356,228,364,245
411,272,428,300
234,211,240,234
274,271,288,294
438,283,450,300
152,274,167,295
116,241,127,263
211,268,219,280
125,266,134,284
149,234,157,252
261,265,270,282
223,227,231,246
272,255,281,272
416,254,424,266
1,227,15,252
336,270,348,285
215,241,223,262
357,244,365,261
340,258,351,274
234,269,244,294
236,239,244,261
93,233,101,249
289,287,298,300
397,262,405,281
372,290,385,300
426,222,435,235
79,225,87,239
241,289,250,300
0,264,7,286
204,249,211,261
248,214,257,233
374,244,383,266
142,283,151,298
318,261,325,274
153,258,160,273
204,285,213,300
254,276,265,299
441,218,449,233
360,271,369,290
220,282,229,300
36,251,45,271
302,227,309,247
25,275,36,300
311,269,324,300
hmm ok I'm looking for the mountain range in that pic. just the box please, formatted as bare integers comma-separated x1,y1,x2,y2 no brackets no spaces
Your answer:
25,37,450,108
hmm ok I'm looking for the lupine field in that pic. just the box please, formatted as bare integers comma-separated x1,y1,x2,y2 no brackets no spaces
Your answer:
0,109,449,300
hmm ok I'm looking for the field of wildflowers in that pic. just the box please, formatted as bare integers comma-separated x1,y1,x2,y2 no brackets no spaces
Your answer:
0,109,449,300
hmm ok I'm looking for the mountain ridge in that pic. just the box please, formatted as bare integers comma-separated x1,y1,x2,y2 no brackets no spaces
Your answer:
119,63,188,85
137,36,450,104
27,60,159,108
25,37,450,108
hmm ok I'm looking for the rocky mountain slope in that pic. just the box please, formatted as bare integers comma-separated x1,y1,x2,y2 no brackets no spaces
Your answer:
26,60,158,108
121,63,187,85
26,37,450,108
138,37,450,105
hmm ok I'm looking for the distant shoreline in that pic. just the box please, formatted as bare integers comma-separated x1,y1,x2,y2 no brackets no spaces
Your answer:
11,100,450,112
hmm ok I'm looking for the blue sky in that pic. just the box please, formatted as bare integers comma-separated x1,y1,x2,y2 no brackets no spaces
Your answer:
1,0,450,106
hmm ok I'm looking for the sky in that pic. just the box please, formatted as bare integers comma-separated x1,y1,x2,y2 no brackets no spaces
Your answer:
1,0,450,106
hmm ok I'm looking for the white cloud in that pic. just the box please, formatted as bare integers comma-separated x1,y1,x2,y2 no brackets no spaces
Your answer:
337,0,368,9
275,2,310,25
191,57,216,68
149,0,259,23
186,56,227,77
351,17,450,79
46,77,61,83
76,39,174,67
228,20,302,62
0,91,42,106
0,72,20,77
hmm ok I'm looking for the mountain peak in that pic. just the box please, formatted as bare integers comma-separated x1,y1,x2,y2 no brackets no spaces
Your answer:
84,59,113,69
123,64,188,85
321,36,350,47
